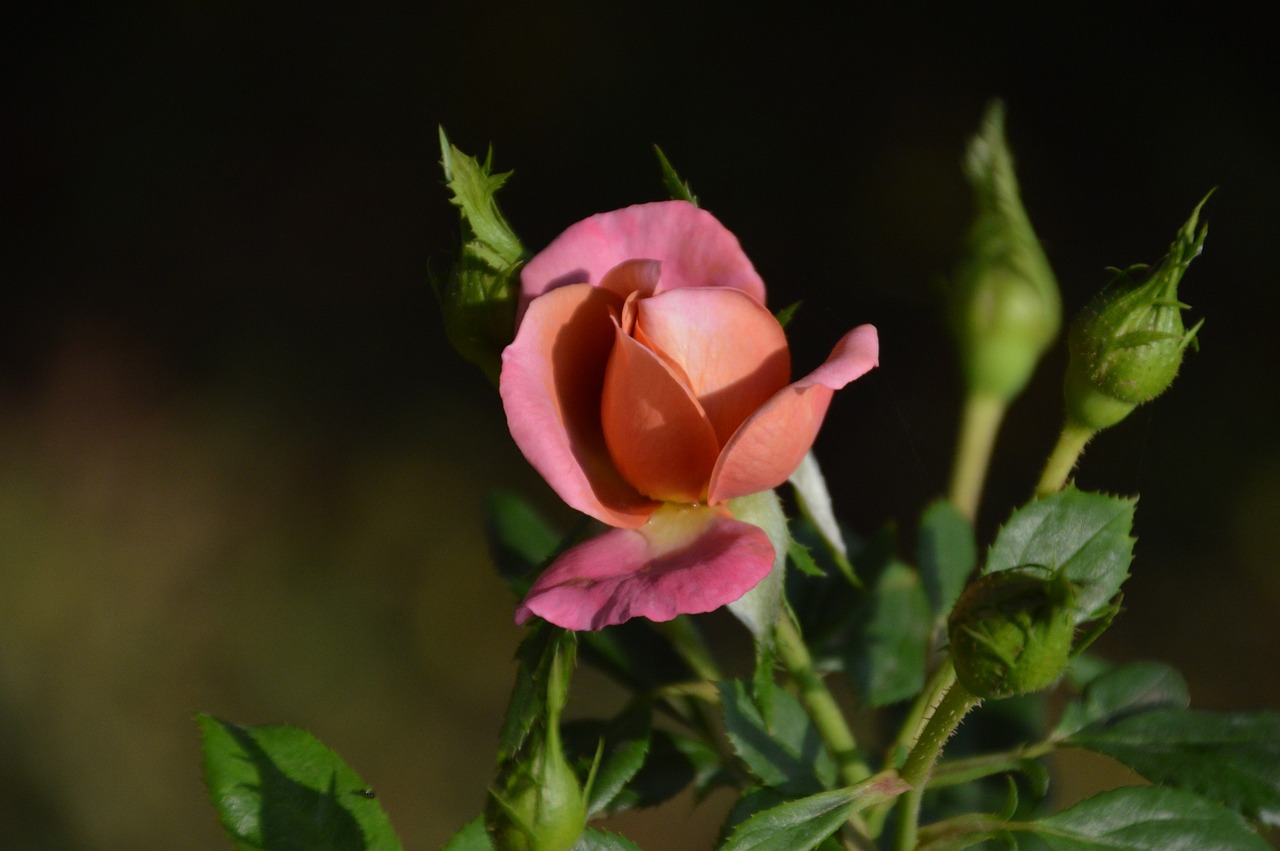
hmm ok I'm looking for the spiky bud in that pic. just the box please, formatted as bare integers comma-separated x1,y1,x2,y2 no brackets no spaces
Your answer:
948,567,1077,699
1064,194,1209,432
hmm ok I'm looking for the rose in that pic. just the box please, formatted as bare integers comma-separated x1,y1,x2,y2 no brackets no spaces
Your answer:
500,201,878,630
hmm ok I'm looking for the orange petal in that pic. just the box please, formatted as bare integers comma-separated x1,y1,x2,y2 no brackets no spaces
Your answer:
601,326,720,503
599,258,661,301
709,324,879,503
634,288,791,446
501,283,659,527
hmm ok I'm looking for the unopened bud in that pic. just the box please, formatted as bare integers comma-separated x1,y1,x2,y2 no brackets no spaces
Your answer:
1064,194,1209,432
950,102,1062,402
948,567,1076,699
486,629,585,851
486,726,586,851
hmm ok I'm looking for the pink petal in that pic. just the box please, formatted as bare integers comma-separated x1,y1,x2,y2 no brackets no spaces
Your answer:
601,324,721,503
517,201,767,326
514,506,776,630
501,283,659,528
634,288,791,446
708,324,879,504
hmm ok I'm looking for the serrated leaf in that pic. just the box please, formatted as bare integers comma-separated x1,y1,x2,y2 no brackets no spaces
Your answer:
1053,661,1188,737
1067,708,1280,826
197,715,403,851
984,488,1135,623
602,728,716,813
497,626,576,761
721,774,910,851
842,561,930,706
752,638,778,729
562,712,652,817
1032,785,1269,850
484,491,560,594
717,680,834,795
918,499,977,620
574,828,643,850
442,815,494,851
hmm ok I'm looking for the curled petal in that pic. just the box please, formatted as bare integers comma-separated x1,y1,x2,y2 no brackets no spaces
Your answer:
517,201,767,325
709,324,879,504
634,288,791,446
501,283,659,528
514,505,776,630
602,326,720,503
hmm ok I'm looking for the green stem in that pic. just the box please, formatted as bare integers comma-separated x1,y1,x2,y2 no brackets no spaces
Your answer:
1034,421,1095,496
775,610,872,787
948,392,1007,521
894,675,981,851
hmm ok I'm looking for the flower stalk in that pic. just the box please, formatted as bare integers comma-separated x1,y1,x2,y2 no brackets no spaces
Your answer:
775,609,872,788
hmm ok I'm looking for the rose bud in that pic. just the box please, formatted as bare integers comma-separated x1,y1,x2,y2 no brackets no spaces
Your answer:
949,101,1062,403
486,632,586,851
948,567,1077,699
501,201,878,631
1064,194,1209,432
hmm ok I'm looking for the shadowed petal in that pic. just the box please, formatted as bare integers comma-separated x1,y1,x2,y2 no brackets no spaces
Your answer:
709,324,879,504
599,258,660,301
635,288,790,446
514,505,776,630
517,201,766,325
602,326,721,503
501,283,659,527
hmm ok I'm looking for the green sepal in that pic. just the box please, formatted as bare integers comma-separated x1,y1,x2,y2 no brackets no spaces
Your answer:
436,128,528,383
196,714,404,851
653,145,698,206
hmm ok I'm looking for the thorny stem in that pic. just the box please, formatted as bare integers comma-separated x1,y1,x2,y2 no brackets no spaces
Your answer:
894,672,982,851
948,393,1007,521
1034,422,1095,496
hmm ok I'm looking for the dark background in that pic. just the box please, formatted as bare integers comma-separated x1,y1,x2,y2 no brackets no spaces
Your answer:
3,4,1278,849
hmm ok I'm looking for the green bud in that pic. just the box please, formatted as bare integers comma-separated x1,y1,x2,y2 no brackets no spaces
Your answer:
1064,194,1209,432
950,101,1062,402
948,567,1076,699
486,629,586,851
436,128,528,385
486,725,586,851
